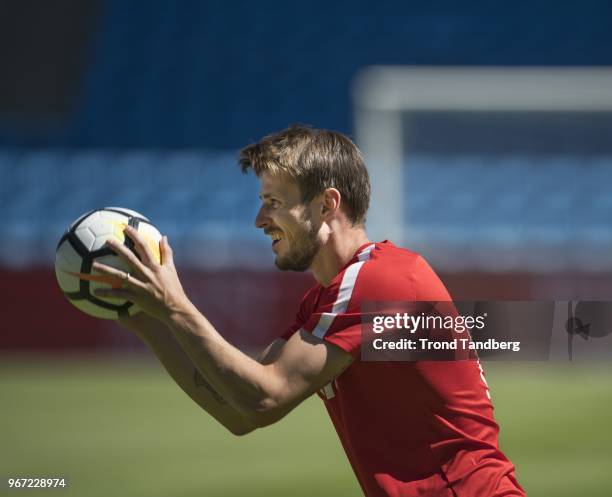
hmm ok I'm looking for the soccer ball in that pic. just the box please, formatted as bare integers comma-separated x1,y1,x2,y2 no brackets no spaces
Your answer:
55,207,162,319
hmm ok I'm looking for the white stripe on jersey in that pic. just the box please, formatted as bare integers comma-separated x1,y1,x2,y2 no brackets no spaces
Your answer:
312,243,375,339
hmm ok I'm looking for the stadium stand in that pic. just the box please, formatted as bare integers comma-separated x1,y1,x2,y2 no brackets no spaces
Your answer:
1,151,611,270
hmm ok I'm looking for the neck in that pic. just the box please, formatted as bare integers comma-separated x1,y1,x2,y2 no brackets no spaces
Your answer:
310,227,370,287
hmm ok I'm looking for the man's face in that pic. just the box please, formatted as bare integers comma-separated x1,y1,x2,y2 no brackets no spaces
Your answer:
255,172,322,272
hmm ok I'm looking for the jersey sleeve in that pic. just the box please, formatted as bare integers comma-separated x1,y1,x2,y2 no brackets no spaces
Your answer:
300,265,373,357
281,320,302,342
413,255,453,302
280,284,320,341
320,318,363,357
282,289,362,355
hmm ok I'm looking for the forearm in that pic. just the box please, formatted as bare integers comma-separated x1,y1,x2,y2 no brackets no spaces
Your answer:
94,228,296,426
124,317,257,435
164,302,285,425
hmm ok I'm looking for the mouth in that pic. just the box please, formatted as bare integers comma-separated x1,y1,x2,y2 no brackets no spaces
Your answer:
268,231,283,248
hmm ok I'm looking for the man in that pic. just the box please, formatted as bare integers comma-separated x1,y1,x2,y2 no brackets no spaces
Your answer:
93,125,525,496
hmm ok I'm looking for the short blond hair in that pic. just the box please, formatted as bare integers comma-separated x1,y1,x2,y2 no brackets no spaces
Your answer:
238,125,371,225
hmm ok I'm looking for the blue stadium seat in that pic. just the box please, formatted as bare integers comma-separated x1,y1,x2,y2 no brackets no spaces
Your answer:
1,150,611,269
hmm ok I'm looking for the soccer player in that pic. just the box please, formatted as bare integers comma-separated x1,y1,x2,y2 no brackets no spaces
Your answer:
93,126,525,496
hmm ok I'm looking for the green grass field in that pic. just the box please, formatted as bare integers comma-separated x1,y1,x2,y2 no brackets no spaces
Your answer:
2,357,611,497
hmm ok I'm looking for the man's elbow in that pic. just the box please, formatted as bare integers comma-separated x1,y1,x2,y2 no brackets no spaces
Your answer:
222,415,260,436
227,423,258,437
224,411,277,436
231,377,295,430
242,396,291,429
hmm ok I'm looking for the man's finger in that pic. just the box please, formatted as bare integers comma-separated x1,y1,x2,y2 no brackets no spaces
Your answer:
92,261,147,290
106,237,150,277
160,235,174,266
124,226,157,267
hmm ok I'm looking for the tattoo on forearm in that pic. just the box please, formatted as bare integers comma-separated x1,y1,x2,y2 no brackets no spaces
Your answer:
193,368,227,404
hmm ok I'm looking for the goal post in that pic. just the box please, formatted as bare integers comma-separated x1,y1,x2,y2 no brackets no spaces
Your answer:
353,67,612,254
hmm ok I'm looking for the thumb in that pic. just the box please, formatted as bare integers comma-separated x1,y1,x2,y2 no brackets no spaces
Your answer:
160,235,174,266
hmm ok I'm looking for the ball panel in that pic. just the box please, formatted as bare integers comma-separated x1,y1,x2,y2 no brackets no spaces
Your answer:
55,239,84,293
65,286,139,320
88,216,114,238
69,209,95,230
74,225,97,251
89,211,130,251
67,296,119,320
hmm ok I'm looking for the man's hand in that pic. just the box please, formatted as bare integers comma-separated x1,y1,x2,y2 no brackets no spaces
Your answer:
92,226,190,323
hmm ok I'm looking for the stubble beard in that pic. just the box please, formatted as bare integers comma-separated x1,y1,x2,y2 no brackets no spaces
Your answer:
274,222,321,272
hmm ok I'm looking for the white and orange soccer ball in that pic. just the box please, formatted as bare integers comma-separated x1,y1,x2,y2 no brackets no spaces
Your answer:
55,207,162,319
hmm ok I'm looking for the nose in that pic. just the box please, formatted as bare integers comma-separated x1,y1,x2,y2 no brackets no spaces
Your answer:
255,205,268,229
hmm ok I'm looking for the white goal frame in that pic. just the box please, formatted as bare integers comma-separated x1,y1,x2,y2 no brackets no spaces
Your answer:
352,67,612,245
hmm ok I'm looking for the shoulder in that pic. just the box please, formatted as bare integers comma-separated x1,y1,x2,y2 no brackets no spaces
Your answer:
365,241,423,272
352,242,452,302
295,282,324,316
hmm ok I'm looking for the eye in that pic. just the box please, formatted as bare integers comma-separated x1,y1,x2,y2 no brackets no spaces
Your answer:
268,199,280,208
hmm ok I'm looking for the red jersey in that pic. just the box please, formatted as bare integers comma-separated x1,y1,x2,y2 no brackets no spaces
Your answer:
282,241,525,497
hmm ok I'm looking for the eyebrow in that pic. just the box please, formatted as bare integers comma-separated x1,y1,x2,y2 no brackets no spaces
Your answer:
258,193,277,200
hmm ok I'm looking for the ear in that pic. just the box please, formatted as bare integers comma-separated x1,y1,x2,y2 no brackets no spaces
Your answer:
320,188,341,219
